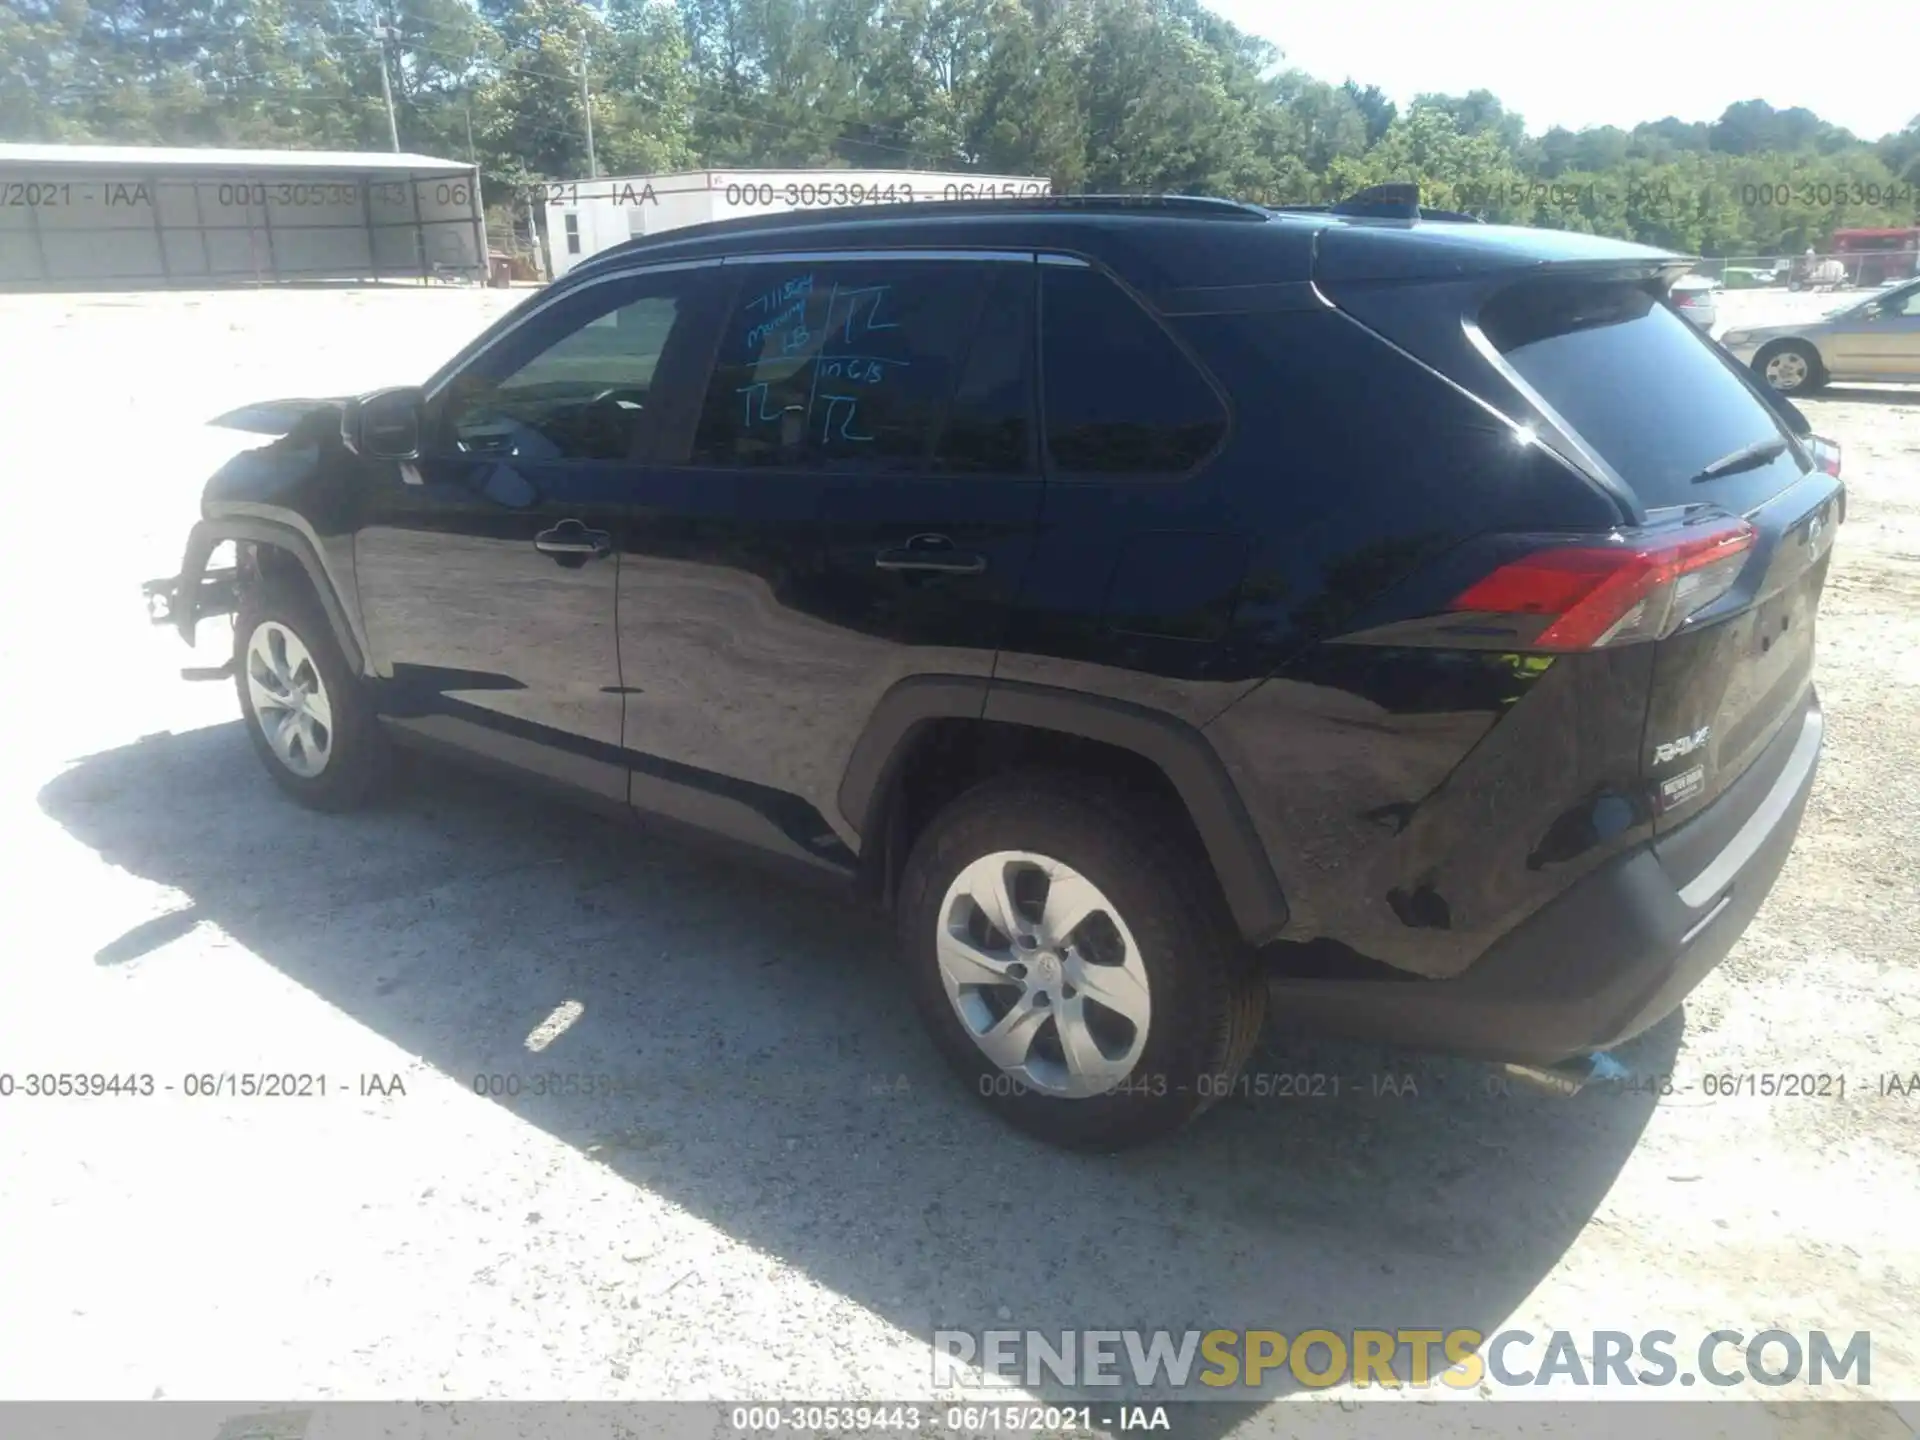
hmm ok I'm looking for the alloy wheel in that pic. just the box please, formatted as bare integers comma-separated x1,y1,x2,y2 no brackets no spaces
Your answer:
935,851,1151,1098
245,620,334,779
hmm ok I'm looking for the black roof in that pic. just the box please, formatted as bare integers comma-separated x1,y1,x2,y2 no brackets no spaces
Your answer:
564,192,1684,296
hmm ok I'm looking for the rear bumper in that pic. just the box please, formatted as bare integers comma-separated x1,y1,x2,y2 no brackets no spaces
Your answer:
1267,693,1823,1065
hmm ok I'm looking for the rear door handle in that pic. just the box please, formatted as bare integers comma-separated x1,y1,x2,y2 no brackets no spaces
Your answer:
534,519,613,560
874,534,988,575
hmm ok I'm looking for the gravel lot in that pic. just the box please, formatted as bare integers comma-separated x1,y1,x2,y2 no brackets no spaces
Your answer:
0,285,1915,1426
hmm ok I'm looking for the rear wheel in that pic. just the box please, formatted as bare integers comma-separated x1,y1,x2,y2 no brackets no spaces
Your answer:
1754,340,1824,394
896,773,1265,1150
233,570,387,811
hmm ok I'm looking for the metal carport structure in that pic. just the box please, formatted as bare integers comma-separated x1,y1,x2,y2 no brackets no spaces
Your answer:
0,143,486,288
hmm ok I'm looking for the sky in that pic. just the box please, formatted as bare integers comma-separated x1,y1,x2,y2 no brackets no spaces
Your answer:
1208,0,1916,142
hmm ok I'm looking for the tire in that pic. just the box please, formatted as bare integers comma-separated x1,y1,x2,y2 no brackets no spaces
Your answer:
896,772,1266,1150
1753,339,1825,394
233,568,388,811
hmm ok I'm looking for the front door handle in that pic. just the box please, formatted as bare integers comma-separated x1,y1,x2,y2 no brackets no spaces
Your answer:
874,534,988,576
534,519,613,561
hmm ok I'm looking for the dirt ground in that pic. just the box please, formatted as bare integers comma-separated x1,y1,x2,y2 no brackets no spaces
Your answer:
0,285,1915,1430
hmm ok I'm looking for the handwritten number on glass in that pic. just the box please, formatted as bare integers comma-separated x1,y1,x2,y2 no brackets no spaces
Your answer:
820,395,873,443
734,275,908,448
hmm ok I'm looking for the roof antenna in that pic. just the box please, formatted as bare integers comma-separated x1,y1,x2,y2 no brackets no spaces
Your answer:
1332,182,1423,219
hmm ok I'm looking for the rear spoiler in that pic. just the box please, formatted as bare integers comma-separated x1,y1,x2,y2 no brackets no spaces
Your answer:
1272,182,1486,224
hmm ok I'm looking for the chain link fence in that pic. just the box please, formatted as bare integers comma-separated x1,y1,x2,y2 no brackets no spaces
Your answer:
1689,247,1919,290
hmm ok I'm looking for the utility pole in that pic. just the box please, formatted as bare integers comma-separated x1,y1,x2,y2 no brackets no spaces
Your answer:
463,103,476,164
372,8,400,152
579,30,598,179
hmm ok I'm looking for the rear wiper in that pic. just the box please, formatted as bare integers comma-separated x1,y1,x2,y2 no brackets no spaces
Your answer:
1688,436,1788,483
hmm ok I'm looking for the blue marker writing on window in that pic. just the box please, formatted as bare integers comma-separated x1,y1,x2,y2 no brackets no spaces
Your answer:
745,297,808,351
818,356,899,385
735,381,788,428
829,286,898,344
745,274,814,314
820,395,873,443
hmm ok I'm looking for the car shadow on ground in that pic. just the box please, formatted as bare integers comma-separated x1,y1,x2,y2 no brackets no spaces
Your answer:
41,723,1680,1417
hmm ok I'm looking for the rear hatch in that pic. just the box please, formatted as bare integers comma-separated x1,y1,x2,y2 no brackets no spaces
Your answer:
1317,234,1841,831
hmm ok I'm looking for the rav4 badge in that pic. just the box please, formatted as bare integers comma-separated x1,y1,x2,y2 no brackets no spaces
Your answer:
1654,726,1712,765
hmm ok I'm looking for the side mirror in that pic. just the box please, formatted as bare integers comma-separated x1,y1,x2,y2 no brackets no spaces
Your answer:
342,386,424,459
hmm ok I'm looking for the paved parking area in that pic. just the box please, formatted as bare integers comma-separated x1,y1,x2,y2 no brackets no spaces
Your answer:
1,287,1915,1423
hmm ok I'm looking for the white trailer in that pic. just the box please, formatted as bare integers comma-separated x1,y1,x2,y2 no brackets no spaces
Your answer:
541,168,1052,275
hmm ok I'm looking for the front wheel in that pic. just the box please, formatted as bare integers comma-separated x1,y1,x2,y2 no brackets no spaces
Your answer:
1754,340,1824,394
896,774,1265,1150
233,572,388,811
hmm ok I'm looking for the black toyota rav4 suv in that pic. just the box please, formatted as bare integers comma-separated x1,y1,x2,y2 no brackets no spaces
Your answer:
146,193,1840,1149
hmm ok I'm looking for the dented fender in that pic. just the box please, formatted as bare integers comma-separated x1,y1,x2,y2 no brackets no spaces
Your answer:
143,398,370,672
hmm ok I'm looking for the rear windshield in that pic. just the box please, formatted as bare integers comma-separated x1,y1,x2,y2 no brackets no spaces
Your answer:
1479,279,1807,511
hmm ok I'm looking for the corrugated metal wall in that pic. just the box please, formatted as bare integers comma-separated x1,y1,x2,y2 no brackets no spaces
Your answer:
0,166,486,286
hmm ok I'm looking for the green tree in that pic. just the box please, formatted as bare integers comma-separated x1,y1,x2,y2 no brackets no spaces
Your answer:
1339,79,1395,147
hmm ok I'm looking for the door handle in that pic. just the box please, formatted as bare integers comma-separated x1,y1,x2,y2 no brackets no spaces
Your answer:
874,534,988,576
534,519,613,560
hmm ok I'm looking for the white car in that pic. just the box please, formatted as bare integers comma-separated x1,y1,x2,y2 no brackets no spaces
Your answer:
1669,274,1720,331
1720,277,1920,392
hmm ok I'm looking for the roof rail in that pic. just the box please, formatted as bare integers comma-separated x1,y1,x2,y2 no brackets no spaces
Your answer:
998,193,1272,219
1270,181,1486,224
570,191,1273,273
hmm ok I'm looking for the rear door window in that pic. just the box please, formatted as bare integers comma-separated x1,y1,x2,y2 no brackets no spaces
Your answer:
690,260,992,471
935,265,1034,474
1478,279,1808,512
1040,266,1226,476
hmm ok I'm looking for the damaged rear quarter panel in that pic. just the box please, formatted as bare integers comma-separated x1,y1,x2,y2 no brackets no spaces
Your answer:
1206,643,1655,978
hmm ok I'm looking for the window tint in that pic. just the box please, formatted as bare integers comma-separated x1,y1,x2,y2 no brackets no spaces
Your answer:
935,265,1033,473
1041,267,1226,475
441,291,682,462
1480,279,1806,510
691,261,990,470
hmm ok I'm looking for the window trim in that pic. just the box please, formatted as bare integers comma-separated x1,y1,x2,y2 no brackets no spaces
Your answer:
423,257,726,405
1037,258,1236,485
424,250,1067,406
669,252,1041,477
722,248,1036,267
426,263,721,465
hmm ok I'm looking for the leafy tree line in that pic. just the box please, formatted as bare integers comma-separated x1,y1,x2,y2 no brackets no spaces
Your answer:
4,0,1918,254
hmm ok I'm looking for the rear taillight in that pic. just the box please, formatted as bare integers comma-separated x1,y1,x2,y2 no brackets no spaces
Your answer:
1447,517,1757,649
1673,292,1698,306
1808,434,1841,477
